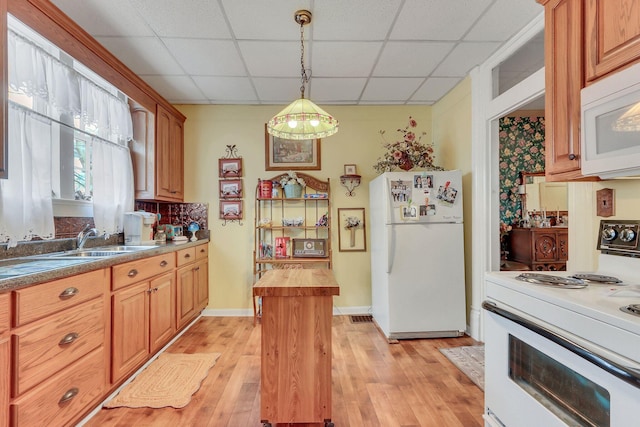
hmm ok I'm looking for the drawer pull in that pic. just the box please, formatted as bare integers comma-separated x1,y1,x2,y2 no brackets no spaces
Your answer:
59,387,79,404
59,332,79,346
127,269,139,278
199,249,205,253
160,260,168,267
59,287,79,300
184,253,191,259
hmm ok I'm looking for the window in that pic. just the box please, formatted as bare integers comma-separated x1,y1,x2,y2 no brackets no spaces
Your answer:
7,15,133,217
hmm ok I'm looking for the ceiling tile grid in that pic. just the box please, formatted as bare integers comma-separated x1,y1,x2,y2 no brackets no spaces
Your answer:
50,0,543,105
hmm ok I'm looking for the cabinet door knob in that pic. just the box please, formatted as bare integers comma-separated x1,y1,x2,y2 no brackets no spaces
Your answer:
59,332,79,346
160,260,168,267
59,287,79,300
568,153,577,160
59,387,79,404
128,269,138,278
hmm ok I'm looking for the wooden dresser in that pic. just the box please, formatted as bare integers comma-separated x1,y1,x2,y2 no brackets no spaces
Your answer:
253,269,339,427
509,227,569,271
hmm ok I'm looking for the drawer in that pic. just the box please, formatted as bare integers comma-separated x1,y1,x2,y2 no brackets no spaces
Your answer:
10,347,106,427
176,247,196,267
195,243,208,261
112,253,175,291
13,269,106,327
13,299,105,396
0,293,9,335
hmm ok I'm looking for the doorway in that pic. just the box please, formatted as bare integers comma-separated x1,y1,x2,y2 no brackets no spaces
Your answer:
468,13,544,341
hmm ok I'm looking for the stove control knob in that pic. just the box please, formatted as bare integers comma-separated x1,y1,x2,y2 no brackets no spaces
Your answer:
602,228,617,241
620,229,636,242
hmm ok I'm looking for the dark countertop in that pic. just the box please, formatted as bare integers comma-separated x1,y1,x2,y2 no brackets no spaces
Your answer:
0,238,210,293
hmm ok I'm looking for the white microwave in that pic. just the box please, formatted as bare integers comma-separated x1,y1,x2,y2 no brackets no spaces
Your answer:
581,61,640,179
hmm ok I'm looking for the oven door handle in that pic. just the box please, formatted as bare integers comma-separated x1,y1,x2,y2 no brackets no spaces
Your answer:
483,300,640,389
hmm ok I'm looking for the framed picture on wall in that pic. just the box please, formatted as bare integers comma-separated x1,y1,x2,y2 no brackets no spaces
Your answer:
220,200,243,220
338,207,366,252
219,158,243,178
219,179,242,199
264,124,321,171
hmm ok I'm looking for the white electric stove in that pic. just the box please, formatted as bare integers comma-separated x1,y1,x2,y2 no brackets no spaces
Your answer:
484,220,640,427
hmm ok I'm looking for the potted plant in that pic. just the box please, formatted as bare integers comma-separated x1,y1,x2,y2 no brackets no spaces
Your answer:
280,171,306,198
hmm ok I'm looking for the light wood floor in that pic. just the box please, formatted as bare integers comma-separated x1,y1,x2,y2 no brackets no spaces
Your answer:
85,316,484,427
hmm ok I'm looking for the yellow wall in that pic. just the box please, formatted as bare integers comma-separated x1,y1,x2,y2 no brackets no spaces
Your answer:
177,104,435,311
431,77,473,316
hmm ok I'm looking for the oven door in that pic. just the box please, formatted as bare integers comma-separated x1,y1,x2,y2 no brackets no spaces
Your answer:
483,301,640,427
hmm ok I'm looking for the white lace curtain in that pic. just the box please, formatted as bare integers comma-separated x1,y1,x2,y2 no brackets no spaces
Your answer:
1,28,135,246
0,105,55,247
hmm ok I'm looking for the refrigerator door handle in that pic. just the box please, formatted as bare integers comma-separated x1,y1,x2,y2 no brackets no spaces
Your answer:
387,225,395,273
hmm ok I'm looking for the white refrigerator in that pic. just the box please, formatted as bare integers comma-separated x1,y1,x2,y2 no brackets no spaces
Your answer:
369,170,466,340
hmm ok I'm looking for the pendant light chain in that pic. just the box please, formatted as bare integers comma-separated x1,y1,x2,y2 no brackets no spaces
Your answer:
299,19,308,99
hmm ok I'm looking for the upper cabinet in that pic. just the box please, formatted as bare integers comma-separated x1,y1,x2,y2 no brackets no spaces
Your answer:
539,0,640,182
539,0,585,181
155,105,184,201
585,0,640,83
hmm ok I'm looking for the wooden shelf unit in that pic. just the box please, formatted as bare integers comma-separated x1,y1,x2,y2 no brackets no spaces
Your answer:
253,173,332,323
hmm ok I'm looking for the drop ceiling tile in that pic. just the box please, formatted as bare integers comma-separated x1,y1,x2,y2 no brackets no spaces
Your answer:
222,0,312,40
373,41,455,77
95,36,184,75
51,0,154,37
238,41,300,78
361,78,425,102
253,78,302,103
308,78,368,103
391,0,493,40
465,0,543,41
129,0,231,39
311,0,402,40
192,76,258,102
411,77,461,102
163,39,246,75
433,42,501,77
140,75,206,103
312,42,383,77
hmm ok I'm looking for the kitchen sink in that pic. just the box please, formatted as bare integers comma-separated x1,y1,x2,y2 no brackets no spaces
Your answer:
36,245,158,259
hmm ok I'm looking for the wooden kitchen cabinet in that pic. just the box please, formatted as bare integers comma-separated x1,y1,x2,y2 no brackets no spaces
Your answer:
111,272,175,383
538,0,585,181
585,0,640,82
132,103,185,202
510,227,569,271
176,244,208,329
155,104,184,201
9,269,109,427
1,293,9,427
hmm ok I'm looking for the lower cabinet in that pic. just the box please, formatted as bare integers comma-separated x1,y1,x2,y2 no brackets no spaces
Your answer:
8,269,109,427
111,271,175,383
10,348,106,427
176,244,209,329
1,292,9,427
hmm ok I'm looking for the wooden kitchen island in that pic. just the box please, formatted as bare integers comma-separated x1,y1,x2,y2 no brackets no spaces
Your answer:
253,269,340,427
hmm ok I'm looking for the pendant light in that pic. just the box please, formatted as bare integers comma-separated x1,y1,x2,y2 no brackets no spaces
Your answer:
267,10,339,140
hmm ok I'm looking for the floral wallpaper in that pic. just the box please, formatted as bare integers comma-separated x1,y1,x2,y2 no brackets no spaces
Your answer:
499,116,546,226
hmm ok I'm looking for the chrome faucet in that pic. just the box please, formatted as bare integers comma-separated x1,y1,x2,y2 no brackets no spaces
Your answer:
77,224,100,250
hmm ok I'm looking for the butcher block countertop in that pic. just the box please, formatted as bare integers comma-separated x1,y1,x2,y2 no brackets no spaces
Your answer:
253,269,340,297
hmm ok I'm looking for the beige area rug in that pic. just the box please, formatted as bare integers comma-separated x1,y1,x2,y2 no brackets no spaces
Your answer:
104,352,221,409
439,345,485,390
